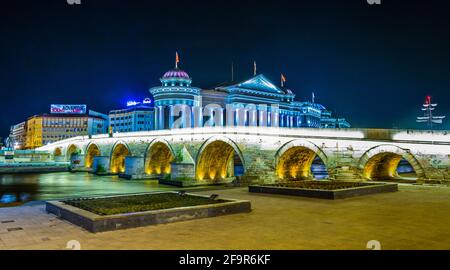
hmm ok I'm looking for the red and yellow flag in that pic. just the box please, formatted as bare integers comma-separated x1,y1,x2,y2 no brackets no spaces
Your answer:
281,73,286,87
175,52,180,68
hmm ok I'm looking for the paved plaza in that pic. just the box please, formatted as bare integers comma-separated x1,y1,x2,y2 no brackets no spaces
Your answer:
0,184,449,250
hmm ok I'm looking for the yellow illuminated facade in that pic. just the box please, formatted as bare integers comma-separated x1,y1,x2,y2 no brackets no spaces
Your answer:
25,116,43,149
25,114,91,149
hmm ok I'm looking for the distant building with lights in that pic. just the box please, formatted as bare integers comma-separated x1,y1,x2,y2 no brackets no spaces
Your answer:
24,110,108,149
9,121,27,149
320,109,351,128
9,106,109,149
149,59,350,129
109,99,155,133
150,69,201,129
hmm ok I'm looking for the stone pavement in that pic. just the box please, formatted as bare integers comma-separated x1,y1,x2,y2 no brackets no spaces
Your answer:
1,184,450,250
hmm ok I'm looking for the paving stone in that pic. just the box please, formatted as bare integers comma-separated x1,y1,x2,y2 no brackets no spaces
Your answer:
1,185,450,249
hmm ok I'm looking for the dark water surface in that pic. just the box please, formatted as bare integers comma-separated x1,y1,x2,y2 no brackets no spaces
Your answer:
0,172,185,206
0,160,412,207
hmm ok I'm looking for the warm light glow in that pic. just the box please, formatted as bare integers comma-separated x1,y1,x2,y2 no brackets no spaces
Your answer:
196,139,242,182
85,144,100,168
66,144,81,162
54,148,62,156
363,152,403,180
276,146,319,180
110,143,130,174
145,141,174,175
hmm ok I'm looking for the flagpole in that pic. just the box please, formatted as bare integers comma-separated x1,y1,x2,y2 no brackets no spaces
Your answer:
231,62,234,82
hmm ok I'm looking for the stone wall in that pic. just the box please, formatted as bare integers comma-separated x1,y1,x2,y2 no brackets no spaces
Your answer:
36,128,450,184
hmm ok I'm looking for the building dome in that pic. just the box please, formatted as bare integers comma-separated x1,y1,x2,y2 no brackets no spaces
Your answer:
162,69,190,79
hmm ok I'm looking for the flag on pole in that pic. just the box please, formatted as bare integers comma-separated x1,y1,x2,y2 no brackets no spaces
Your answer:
253,61,257,76
175,52,180,68
312,92,315,103
281,73,286,87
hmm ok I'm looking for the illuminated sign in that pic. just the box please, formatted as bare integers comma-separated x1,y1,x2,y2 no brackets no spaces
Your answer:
51,104,86,114
127,101,140,107
127,98,152,107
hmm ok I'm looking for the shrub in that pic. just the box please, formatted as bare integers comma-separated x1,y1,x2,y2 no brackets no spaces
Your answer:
97,164,106,173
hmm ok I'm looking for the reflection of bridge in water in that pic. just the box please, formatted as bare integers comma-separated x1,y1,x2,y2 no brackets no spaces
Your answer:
38,127,450,185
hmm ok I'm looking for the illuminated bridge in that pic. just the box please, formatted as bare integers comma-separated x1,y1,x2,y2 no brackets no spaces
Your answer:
37,127,450,184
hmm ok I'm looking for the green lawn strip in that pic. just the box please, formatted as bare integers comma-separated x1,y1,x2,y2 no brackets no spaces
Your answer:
64,193,226,215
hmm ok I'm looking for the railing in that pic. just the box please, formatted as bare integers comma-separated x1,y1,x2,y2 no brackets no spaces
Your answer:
35,126,450,151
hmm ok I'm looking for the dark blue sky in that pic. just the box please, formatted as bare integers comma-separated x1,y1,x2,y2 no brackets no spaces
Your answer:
1,0,449,138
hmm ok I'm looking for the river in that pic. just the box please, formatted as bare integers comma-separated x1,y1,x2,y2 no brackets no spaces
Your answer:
0,172,188,207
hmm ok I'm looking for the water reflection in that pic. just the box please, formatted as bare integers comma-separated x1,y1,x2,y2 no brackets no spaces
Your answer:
311,157,328,179
0,172,187,207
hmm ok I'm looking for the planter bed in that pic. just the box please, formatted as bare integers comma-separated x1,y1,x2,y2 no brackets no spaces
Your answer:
248,181,398,199
159,178,233,187
46,192,251,233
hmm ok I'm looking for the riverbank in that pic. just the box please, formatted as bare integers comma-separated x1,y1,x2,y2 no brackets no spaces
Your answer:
0,162,69,174
0,171,231,208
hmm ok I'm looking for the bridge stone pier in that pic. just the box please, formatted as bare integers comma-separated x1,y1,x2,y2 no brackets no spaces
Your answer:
38,127,450,185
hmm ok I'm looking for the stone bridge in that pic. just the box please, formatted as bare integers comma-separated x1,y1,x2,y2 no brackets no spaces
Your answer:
37,127,450,185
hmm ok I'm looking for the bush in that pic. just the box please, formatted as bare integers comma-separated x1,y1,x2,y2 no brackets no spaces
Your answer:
97,164,106,173
174,150,184,162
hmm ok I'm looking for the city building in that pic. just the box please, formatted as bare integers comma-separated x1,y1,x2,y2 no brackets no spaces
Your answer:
21,105,109,149
88,110,109,135
149,58,350,129
320,110,351,128
150,68,201,130
109,99,155,133
9,121,27,149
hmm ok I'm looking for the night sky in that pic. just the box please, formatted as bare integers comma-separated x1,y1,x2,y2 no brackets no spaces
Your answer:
1,0,450,139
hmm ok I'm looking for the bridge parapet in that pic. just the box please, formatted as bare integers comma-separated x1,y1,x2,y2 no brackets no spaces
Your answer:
35,127,450,185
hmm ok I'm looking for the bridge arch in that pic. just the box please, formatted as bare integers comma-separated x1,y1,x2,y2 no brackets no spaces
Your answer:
275,139,328,181
66,144,82,161
110,141,131,174
53,147,62,157
85,142,101,168
144,139,175,175
195,136,245,181
358,145,425,180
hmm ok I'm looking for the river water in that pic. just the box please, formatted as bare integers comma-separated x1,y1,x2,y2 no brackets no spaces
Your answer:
0,162,331,206
0,162,339,207
0,172,186,207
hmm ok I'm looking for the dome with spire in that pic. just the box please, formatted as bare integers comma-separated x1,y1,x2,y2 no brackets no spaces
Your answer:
162,68,190,79
160,67,192,87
